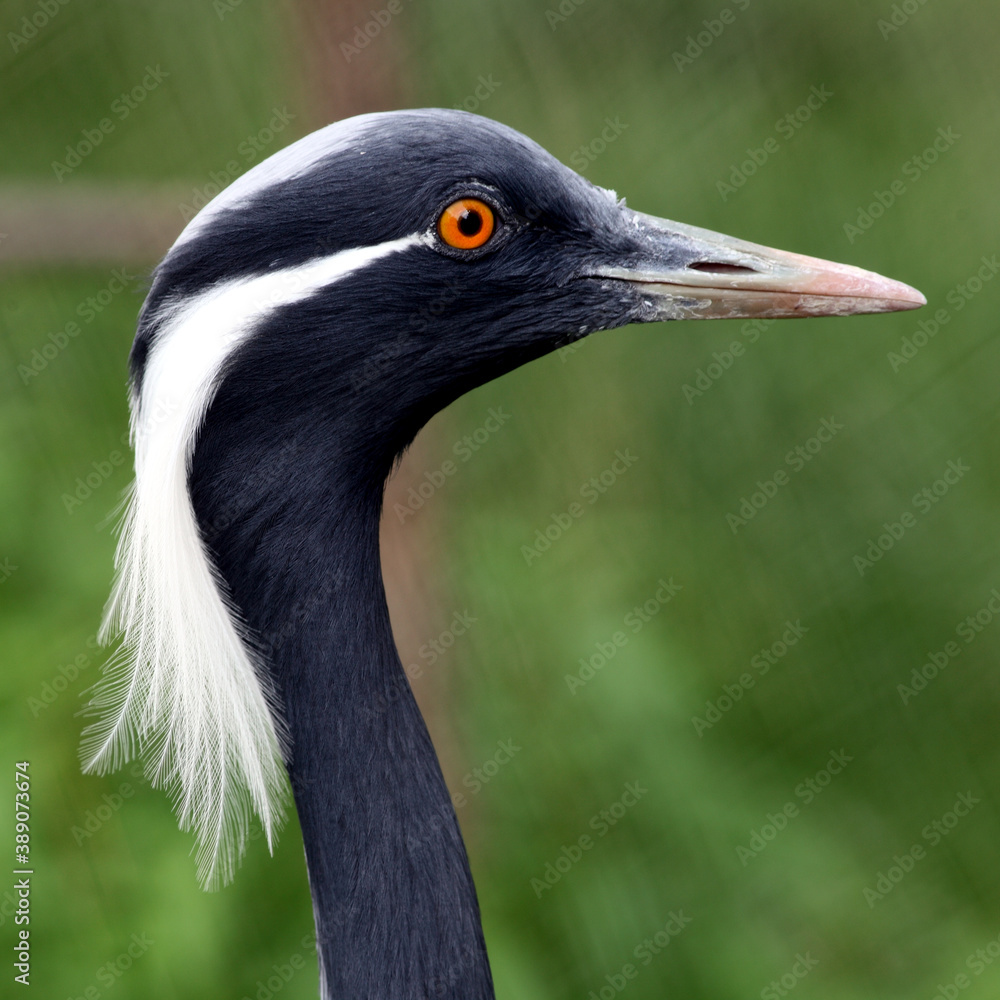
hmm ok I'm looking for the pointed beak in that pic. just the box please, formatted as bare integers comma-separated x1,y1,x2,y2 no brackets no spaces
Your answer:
598,212,925,320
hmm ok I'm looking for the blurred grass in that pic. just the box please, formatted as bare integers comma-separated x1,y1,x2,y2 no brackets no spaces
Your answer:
1,1,999,998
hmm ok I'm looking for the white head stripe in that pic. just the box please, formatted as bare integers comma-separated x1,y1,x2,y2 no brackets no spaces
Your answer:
82,232,426,888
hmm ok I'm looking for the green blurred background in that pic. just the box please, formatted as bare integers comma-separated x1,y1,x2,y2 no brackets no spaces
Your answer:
2,1,999,997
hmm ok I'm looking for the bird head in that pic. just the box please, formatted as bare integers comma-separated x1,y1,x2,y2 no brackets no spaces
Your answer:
86,109,924,890
132,109,923,465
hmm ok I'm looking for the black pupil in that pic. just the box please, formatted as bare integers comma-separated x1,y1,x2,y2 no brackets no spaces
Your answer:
457,208,483,237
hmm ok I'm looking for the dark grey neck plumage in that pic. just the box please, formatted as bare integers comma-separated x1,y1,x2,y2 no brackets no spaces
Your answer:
166,111,628,997
277,517,492,1000
188,349,494,1000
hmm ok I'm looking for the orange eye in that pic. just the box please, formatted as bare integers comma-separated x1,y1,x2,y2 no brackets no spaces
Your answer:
438,198,495,250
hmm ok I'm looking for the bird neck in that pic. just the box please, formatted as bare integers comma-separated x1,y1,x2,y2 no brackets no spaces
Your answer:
189,420,494,1000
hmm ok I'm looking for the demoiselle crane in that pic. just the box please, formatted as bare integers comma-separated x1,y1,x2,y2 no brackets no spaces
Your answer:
81,110,924,1000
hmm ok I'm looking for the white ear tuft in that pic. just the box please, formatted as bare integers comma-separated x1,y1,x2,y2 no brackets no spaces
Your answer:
81,393,291,890
81,232,427,888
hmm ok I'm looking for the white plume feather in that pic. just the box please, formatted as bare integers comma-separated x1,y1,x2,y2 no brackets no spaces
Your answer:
81,233,427,888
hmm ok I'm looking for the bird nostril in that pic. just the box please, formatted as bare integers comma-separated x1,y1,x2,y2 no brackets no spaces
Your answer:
688,262,760,275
